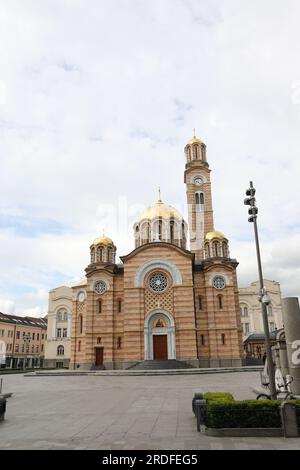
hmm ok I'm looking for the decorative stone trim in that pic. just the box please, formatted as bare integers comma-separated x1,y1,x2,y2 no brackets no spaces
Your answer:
135,259,182,287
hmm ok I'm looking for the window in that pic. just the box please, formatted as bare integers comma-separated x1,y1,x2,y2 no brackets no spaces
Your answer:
94,280,107,294
57,328,62,338
198,295,203,310
37,334,39,341
57,311,62,321
15,344,19,352
201,334,205,346
41,344,44,352
63,328,67,338
91,247,95,263
107,246,113,262
78,341,81,352
213,276,225,289
96,246,104,262
267,306,273,316
79,315,83,334
31,345,34,353
243,323,250,334
222,241,228,257
158,220,162,241
97,337,101,344
204,243,210,258
240,305,248,317
118,299,122,313
117,337,122,349
32,333,35,340
36,345,39,353
16,331,20,339
22,344,24,353
269,322,276,332
149,272,168,292
98,299,102,314
63,312,68,321
213,241,219,257
42,334,44,340
217,294,223,309
195,192,204,211
221,333,226,345
0,330,4,337
57,345,64,356
170,221,174,242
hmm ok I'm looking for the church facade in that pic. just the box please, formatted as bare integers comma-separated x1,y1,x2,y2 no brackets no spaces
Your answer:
70,135,243,369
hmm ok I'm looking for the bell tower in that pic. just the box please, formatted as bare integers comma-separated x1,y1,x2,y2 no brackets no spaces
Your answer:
184,131,214,261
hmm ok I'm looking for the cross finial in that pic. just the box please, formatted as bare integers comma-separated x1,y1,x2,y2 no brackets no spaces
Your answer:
193,128,196,138
102,228,105,237
157,187,162,203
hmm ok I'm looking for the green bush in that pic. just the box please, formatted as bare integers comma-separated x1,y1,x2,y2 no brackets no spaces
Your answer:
202,392,300,429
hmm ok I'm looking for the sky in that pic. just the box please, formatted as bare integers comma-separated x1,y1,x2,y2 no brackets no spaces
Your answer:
0,0,299,317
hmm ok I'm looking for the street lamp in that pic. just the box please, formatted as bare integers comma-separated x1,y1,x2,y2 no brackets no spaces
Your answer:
244,181,277,399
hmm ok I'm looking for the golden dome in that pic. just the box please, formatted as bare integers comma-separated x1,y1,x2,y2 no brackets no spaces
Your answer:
186,130,204,146
205,231,226,241
91,236,114,246
139,190,183,222
139,201,183,221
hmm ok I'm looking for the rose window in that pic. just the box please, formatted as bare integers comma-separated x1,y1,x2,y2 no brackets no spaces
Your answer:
94,280,107,294
149,272,168,292
213,276,225,290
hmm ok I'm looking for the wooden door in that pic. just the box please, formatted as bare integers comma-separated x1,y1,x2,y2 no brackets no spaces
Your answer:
95,347,104,366
153,335,168,360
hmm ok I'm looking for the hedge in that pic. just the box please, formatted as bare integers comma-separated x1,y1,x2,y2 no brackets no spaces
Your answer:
203,392,300,429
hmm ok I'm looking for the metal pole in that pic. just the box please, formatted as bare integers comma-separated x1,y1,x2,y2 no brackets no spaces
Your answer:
250,182,277,399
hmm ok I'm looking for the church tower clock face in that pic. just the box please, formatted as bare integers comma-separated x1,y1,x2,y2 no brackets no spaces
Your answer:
194,176,204,186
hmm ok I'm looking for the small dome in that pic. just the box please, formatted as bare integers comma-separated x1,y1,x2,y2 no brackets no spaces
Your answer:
205,231,226,241
91,236,114,246
186,131,204,147
139,200,183,222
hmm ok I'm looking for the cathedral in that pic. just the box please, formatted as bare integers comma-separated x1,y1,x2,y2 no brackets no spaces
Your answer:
70,134,243,369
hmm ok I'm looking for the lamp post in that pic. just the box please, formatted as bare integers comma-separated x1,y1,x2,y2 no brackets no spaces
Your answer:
244,181,277,399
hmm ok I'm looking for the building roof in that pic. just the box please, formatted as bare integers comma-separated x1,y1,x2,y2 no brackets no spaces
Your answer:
0,311,47,328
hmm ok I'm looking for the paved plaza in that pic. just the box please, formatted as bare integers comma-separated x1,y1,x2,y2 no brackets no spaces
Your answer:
0,371,300,450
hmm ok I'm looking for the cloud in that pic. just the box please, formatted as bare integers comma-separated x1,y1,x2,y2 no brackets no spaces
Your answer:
0,0,299,314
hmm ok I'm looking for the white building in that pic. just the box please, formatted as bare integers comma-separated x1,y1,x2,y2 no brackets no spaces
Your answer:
44,286,72,368
238,279,284,340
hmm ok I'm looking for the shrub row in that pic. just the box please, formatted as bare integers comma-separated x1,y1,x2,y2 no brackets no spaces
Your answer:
203,392,300,429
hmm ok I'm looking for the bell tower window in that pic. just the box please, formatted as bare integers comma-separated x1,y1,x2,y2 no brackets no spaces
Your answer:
195,192,204,211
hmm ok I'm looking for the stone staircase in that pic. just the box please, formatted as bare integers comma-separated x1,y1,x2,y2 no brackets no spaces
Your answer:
127,360,195,370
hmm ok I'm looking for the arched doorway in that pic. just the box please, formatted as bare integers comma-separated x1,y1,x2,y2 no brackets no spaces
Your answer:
144,310,176,360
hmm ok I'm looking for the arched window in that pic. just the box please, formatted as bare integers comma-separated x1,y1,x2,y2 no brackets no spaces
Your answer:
188,147,192,161
91,247,95,263
63,311,68,321
204,242,210,258
221,333,226,345
213,241,219,257
107,246,114,263
201,334,205,346
170,221,174,243
222,241,228,258
97,299,102,314
194,145,199,160
201,144,206,161
158,220,162,241
217,294,223,309
57,311,63,321
117,337,122,349
78,341,81,352
79,315,83,334
96,246,104,262
118,299,122,313
244,306,248,317
57,345,64,356
198,295,203,310
195,192,204,211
